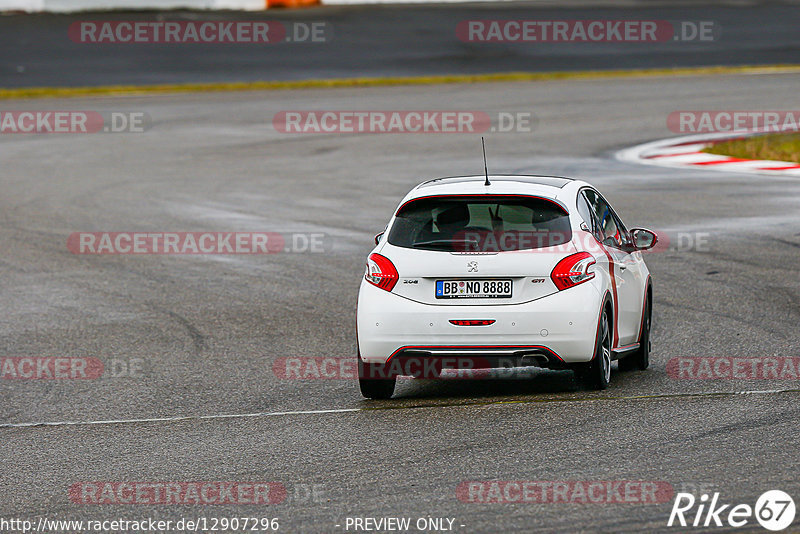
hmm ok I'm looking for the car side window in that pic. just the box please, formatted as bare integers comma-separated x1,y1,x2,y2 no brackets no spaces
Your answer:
609,209,632,249
583,189,624,249
576,193,595,233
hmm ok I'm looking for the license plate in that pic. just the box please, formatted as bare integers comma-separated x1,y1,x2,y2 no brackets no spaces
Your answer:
435,279,512,299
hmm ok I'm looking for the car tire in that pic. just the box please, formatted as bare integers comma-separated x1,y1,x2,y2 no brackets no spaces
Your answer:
619,296,651,372
358,356,396,399
575,307,612,390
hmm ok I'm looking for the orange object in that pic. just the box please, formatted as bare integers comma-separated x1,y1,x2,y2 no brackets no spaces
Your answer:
267,0,319,7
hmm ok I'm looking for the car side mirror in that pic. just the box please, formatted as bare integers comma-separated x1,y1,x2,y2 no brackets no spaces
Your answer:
630,228,658,251
374,232,385,246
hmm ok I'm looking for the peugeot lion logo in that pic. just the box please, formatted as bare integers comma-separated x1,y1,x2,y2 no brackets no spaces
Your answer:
467,261,478,272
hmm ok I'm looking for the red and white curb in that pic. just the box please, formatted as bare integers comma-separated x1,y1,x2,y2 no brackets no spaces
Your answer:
616,131,800,176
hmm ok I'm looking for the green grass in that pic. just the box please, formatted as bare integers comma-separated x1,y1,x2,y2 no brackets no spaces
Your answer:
703,132,800,164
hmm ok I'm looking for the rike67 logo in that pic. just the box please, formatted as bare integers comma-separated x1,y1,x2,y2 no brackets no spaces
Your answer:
668,490,796,531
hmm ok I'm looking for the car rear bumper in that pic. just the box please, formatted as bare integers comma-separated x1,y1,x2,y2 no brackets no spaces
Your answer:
357,278,603,365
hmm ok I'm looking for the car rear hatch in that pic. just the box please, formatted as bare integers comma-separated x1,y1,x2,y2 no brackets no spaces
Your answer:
381,194,576,305
385,245,576,305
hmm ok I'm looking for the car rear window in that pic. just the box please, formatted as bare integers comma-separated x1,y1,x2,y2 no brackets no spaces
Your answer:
388,195,572,252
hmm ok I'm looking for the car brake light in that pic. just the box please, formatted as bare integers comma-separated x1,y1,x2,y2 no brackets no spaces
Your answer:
550,251,596,291
449,320,496,326
365,253,398,292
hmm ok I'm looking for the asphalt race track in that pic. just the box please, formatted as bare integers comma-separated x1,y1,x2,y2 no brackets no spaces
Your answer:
2,1,800,87
2,3,800,534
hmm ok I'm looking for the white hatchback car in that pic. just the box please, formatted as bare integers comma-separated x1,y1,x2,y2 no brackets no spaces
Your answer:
357,175,657,399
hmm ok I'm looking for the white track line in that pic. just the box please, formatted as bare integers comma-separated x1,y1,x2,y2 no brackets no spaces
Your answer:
0,408,361,429
1,388,798,430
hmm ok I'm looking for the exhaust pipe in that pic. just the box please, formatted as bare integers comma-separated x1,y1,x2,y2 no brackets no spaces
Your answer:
519,353,549,368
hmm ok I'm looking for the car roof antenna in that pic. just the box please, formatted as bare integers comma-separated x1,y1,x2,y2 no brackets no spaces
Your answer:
481,136,491,186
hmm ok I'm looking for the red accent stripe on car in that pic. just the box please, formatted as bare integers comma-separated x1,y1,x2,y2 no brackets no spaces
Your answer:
597,243,620,348
395,194,568,216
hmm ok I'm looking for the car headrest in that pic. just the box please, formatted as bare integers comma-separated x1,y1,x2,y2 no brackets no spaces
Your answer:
531,208,562,225
436,204,470,227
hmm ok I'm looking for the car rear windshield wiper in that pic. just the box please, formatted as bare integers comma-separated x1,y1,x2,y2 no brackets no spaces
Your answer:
412,239,478,249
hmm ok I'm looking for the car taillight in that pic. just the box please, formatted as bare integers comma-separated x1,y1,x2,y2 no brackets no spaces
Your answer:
365,253,398,292
550,251,596,291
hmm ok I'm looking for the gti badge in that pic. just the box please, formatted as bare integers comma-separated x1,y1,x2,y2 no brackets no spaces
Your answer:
467,261,478,272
